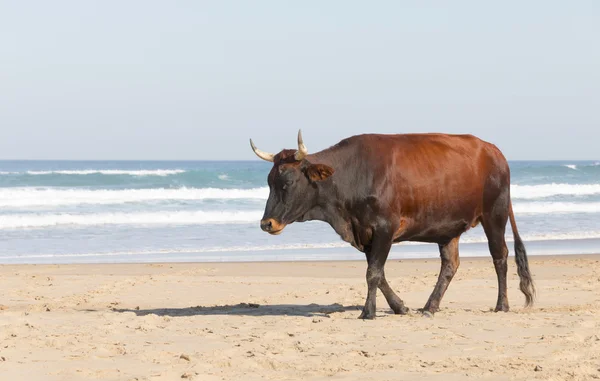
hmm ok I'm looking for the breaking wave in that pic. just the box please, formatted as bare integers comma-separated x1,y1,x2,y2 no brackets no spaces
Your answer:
0,169,185,176
514,202,600,214
0,187,269,207
0,210,263,229
2,185,600,208
1,201,599,230
3,183,600,208
26,169,186,176
511,183,600,199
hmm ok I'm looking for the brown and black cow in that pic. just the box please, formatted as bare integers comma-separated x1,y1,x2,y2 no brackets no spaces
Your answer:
250,130,535,319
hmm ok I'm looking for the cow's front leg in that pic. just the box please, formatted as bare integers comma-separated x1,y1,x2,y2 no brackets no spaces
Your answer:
358,232,393,320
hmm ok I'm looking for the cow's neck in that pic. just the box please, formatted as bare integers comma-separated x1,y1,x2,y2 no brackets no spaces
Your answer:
302,149,367,251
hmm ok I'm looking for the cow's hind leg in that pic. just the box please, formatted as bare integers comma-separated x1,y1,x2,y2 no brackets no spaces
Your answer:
358,232,394,320
422,236,460,315
379,272,410,315
481,192,510,312
482,215,510,312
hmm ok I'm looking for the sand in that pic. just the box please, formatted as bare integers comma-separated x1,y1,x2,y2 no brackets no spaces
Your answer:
1,255,600,381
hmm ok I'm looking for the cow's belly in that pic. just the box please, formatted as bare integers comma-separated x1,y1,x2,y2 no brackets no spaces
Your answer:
393,203,481,244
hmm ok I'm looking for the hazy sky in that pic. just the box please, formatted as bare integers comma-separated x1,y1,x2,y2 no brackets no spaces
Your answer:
1,1,598,160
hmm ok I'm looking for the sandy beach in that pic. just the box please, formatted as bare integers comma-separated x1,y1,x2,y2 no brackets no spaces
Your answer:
1,255,600,381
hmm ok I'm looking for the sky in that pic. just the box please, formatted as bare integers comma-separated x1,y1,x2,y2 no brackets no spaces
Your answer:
0,1,598,160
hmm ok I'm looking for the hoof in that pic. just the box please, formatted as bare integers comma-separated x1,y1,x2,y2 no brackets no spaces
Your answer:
393,305,410,315
421,310,434,318
358,311,376,320
494,306,510,313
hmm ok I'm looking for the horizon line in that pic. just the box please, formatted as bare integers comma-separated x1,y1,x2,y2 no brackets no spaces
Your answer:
0,159,598,163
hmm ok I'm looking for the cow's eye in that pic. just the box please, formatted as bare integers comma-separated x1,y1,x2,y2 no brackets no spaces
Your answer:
282,180,293,190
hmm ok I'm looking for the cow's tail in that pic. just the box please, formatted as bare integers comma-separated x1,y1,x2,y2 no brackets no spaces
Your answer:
509,201,535,307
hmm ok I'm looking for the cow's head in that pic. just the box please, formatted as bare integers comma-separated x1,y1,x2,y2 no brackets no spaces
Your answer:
250,130,334,235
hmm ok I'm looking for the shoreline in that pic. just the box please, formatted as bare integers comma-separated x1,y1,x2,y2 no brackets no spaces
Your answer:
2,251,600,265
2,250,600,267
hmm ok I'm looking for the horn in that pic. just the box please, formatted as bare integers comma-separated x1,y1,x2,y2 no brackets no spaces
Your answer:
294,129,308,160
249,138,275,162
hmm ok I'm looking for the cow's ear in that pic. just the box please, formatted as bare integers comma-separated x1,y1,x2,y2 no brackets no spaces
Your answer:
305,164,335,182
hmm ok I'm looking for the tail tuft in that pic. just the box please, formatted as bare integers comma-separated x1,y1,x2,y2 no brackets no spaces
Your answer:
514,235,535,306
510,202,535,307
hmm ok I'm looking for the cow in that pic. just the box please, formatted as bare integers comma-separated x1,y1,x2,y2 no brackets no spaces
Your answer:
250,130,535,319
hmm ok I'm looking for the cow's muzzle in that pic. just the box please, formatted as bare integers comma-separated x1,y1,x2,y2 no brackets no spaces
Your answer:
260,218,286,235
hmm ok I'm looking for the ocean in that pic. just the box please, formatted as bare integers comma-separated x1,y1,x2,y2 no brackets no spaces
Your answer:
1,160,599,264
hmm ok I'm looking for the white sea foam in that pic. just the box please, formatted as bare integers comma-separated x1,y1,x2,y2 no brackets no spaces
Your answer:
2,184,600,208
511,183,600,199
0,187,269,207
0,210,263,229
513,201,600,214
24,169,186,176
564,164,578,170
0,201,598,230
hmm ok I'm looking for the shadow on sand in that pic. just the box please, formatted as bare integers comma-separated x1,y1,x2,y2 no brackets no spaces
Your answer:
111,303,362,318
